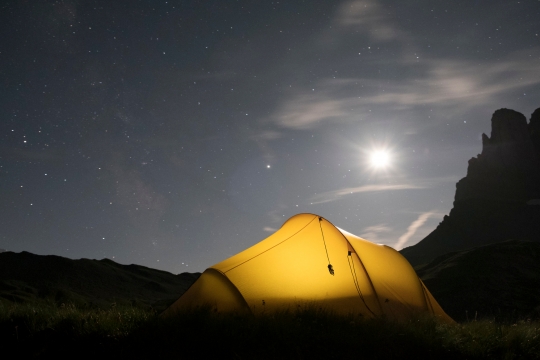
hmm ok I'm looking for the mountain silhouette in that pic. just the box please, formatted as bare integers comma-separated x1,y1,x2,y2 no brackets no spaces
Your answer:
0,251,199,311
401,108,540,267
418,240,540,321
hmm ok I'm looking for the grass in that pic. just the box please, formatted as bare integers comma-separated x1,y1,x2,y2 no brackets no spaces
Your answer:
0,299,152,358
1,300,539,359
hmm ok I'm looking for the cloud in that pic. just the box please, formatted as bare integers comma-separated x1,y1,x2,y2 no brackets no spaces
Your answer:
265,0,540,132
263,226,278,232
268,79,369,130
359,223,392,243
266,208,289,225
393,211,434,250
309,183,424,205
361,224,392,235
270,49,540,131
248,130,282,164
251,130,282,141
353,54,540,108
333,0,406,42
273,95,349,130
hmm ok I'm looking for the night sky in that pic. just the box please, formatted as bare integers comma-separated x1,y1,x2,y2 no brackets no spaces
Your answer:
1,1,539,273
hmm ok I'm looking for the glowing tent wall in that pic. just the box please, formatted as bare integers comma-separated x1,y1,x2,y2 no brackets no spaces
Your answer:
164,213,452,322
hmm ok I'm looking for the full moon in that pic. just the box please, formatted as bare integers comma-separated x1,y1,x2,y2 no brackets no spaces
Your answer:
370,150,391,168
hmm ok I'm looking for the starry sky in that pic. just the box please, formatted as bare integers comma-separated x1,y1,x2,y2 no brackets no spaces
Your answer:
1,0,539,273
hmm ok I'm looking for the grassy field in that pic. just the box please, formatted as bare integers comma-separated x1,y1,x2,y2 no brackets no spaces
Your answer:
2,300,539,359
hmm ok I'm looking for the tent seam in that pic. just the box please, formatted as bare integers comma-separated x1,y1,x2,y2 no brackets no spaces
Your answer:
320,217,384,315
341,237,384,314
223,215,318,274
207,268,252,312
419,279,435,314
347,253,376,316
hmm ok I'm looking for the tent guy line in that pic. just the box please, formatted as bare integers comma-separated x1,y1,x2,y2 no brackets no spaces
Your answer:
318,216,334,276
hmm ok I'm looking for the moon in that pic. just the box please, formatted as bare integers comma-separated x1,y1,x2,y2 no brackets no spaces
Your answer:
369,150,391,168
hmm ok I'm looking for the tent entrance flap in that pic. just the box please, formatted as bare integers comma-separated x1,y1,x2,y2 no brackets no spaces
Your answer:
163,268,249,315
347,249,377,316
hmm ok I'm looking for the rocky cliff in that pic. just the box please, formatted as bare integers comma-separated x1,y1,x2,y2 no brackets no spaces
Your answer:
401,108,540,267
455,108,540,205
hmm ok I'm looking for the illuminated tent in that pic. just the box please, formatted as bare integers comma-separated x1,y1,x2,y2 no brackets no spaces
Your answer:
164,213,452,322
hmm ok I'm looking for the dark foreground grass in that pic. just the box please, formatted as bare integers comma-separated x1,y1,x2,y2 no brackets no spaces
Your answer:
1,301,539,359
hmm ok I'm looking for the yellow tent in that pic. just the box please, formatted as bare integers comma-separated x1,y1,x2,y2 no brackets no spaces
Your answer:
164,213,452,322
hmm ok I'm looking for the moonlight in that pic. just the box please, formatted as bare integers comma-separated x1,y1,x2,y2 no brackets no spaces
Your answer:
369,150,391,169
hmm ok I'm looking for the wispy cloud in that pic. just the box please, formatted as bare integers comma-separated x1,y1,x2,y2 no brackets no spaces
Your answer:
265,0,540,132
251,130,282,141
266,208,289,225
354,55,540,108
309,183,424,205
393,211,434,250
333,0,407,42
270,50,540,130
359,223,392,243
274,96,348,130
263,226,278,232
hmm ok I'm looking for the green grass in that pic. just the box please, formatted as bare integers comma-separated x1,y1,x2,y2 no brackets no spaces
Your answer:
2,300,539,359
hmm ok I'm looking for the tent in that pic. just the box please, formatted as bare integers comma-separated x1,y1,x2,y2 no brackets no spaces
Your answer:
164,213,452,322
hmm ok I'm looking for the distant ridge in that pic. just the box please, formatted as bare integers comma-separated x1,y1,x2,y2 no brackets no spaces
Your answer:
0,251,200,311
418,240,540,321
401,108,540,267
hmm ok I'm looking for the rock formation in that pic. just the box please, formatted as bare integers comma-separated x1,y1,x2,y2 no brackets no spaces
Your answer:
455,108,540,204
401,108,540,267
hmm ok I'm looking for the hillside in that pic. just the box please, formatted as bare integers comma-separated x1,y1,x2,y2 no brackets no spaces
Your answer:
418,240,540,321
0,251,199,311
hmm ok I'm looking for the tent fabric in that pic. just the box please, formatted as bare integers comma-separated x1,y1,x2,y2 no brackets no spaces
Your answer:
164,213,452,322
